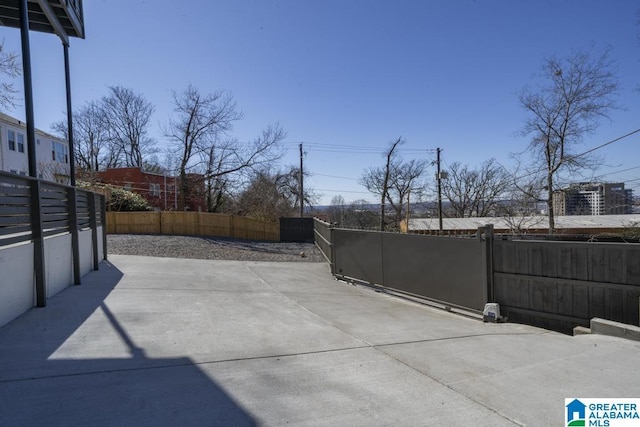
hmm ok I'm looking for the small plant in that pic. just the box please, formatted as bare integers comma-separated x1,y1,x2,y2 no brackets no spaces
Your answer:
619,221,640,241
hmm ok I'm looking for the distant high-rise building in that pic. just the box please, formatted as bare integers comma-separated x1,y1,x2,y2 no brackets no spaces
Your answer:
553,182,633,216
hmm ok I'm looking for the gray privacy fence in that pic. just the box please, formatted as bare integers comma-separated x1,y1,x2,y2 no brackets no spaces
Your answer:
314,218,334,271
314,218,492,313
493,239,640,333
314,218,640,333
280,217,315,242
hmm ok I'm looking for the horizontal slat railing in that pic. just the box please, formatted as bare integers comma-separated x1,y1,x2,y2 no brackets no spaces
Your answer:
0,171,33,247
1,170,107,326
41,181,70,236
1,172,106,246
76,190,90,229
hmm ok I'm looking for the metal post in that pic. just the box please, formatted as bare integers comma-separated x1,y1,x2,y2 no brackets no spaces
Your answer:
299,143,304,217
64,43,75,186
63,42,81,284
20,0,46,306
101,193,107,260
89,191,99,270
405,189,410,233
436,147,443,234
483,224,495,302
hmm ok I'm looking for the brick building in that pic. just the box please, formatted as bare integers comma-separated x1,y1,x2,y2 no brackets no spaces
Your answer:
95,167,206,212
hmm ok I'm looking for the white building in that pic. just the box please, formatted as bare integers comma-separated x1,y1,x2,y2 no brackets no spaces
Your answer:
553,182,633,216
0,112,70,184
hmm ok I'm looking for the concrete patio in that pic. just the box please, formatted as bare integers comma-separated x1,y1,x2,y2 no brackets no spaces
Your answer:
0,255,638,426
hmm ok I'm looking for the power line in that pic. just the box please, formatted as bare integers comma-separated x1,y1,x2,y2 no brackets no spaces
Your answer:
315,188,371,194
312,172,359,181
573,128,640,159
589,165,640,180
511,128,640,183
283,141,437,155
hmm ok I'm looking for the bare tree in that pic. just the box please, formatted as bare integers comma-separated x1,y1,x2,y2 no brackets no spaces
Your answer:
360,138,427,231
345,199,379,230
518,48,619,233
327,195,346,225
205,169,236,213
502,174,546,234
102,86,155,168
205,124,285,181
165,85,285,211
236,166,315,221
441,158,511,217
0,40,20,111
52,101,110,178
165,85,242,210
386,159,427,227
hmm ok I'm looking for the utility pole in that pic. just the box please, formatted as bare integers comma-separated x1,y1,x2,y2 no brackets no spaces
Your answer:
436,147,443,234
299,143,304,217
405,188,410,233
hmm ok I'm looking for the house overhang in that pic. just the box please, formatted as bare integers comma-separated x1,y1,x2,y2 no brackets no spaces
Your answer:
0,0,84,44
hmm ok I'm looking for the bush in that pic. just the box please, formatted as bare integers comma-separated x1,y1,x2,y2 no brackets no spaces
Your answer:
106,185,153,212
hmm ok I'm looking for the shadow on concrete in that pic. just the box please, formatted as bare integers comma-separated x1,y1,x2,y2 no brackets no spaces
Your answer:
0,260,257,426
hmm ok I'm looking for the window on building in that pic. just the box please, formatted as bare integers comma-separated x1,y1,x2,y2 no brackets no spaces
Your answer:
8,130,15,151
17,133,24,153
51,141,68,163
150,183,161,196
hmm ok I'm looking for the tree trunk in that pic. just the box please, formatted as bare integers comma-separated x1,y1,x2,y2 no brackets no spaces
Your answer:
547,171,555,234
178,170,187,211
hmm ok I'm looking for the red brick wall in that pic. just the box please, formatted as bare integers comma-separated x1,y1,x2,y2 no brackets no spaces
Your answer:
95,167,181,211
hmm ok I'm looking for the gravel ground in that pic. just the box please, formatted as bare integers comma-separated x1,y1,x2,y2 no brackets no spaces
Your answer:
107,234,325,262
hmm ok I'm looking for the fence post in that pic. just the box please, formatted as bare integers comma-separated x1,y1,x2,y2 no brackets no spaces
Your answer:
329,224,335,275
89,191,99,270
101,194,107,260
481,224,495,302
31,179,46,307
69,186,81,285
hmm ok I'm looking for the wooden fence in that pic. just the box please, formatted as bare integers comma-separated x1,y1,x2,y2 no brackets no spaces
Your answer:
106,211,279,241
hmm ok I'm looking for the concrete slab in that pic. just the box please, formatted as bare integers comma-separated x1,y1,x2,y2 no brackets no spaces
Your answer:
591,317,640,341
1,254,639,426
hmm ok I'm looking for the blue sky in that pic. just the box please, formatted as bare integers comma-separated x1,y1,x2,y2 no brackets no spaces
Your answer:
1,0,639,205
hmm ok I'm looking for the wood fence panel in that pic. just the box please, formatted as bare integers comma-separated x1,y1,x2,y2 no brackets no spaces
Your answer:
231,215,279,241
106,211,161,234
161,211,199,236
106,211,278,241
196,213,233,238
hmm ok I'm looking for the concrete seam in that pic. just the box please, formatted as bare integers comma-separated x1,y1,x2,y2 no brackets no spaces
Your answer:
374,346,525,426
244,264,375,347
0,345,373,385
